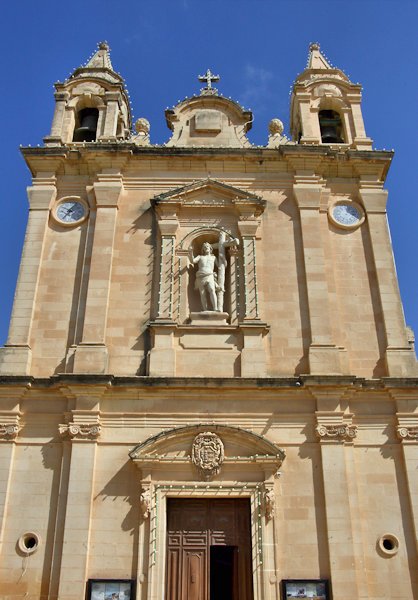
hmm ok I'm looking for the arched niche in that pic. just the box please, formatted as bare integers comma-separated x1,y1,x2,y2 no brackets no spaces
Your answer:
179,227,238,315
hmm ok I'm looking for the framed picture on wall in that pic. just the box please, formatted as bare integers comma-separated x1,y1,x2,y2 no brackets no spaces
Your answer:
281,579,330,599
86,579,136,600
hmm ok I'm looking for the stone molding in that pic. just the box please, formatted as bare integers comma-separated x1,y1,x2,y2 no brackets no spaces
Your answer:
315,423,358,441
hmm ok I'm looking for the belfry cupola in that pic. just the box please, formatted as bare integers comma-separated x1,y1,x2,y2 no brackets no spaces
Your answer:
290,43,373,149
44,42,132,146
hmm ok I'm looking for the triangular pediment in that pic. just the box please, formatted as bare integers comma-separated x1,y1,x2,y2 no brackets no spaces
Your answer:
152,178,265,215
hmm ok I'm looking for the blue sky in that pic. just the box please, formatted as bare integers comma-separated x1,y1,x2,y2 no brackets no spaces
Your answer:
1,0,417,348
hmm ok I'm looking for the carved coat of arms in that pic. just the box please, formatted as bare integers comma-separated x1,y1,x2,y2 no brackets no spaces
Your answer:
192,432,224,479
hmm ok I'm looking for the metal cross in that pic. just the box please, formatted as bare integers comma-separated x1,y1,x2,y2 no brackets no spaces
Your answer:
198,69,220,90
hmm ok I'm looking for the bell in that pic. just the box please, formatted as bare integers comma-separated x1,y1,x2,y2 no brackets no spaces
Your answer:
319,110,344,144
320,124,343,144
73,108,98,142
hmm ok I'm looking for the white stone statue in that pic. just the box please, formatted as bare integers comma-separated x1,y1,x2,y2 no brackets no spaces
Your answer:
189,242,218,311
189,234,239,313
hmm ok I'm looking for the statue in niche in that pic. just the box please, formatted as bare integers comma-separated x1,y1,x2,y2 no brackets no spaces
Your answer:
189,242,218,311
189,232,239,313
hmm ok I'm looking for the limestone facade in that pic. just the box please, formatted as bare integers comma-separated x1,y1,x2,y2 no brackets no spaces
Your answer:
0,42,417,600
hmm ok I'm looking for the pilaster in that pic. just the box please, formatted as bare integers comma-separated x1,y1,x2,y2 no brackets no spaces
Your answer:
391,390,418,558
73,171,123,374
57,386,105,600
0,174,56,375
155,219,179,321
100,92,120,139
313,389,361,600
359,182,417,376
0,389,24,556
44,91,70,146
293,173,342,374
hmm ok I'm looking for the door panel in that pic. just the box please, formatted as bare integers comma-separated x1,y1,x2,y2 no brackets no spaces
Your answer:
183,550,206,600
166,499,253,600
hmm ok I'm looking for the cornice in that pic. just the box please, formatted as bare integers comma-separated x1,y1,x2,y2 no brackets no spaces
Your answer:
0,374,416,391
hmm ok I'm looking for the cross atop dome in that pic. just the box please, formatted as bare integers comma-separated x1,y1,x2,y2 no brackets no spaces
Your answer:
198,68,220,95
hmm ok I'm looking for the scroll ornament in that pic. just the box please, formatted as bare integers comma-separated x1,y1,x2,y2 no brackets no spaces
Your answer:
59,422,101,439
0,423,20,440
397,426,418,441
315,424,357,440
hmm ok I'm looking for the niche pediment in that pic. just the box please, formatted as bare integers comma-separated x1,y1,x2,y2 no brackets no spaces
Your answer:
152,178,265,218
129,424,285,481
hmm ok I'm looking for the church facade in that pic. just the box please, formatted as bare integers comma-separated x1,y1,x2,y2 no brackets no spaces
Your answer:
0,42,417,600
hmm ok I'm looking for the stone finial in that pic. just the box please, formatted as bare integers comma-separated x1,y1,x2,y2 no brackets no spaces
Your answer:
269,118,284,136
267,118,291,148
309,42,320,52
135,118,150,136
98,41,110,51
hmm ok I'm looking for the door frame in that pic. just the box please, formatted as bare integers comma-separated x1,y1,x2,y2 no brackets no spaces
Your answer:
144,483,275,600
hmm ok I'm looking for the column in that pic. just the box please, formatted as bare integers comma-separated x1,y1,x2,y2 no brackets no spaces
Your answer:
0,175,56,375
73,171,123,373
57,387,103,600
293,175,342,374
359,185,416,376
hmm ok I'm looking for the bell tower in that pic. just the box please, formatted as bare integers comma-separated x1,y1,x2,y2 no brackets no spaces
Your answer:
44,42,131,146
290,43,373,149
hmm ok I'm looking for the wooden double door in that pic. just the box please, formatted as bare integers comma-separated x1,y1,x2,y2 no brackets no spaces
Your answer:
166,498,254,600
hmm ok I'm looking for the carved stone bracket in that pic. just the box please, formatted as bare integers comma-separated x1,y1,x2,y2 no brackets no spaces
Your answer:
263,485,276,521
315,423,357,441
0,423,20,440
140,488,152,519
397,426,418,441
59,422,101,440
191,431,225,480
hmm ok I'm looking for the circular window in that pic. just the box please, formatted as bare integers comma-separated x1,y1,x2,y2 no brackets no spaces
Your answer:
18,532,41,555
377,533,399,556
328,201,365,230
51,197,89,227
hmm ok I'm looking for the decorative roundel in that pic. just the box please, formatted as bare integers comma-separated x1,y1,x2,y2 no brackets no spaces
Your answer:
328,201,365,230
52,198,88,226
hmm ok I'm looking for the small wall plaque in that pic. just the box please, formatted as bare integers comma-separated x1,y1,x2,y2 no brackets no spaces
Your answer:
86,579,136,600
281,579,330,599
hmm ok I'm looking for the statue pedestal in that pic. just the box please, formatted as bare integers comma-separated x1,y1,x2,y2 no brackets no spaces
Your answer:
189,311,229,326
